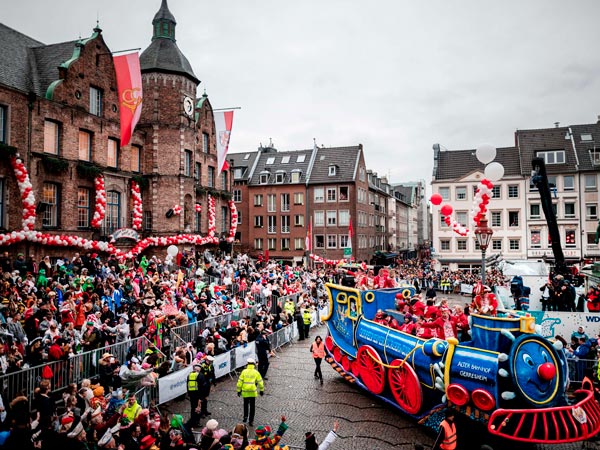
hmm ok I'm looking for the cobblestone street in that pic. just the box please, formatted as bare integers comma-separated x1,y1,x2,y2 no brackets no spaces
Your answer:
163,324,600,450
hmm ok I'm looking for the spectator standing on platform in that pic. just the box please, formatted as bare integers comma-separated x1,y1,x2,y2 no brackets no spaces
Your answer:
310,335,325,385
237,357,264,427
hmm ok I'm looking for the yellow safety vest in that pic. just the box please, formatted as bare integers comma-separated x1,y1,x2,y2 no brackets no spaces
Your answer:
237,364,264,398
187,371,199,392
303,310,312,325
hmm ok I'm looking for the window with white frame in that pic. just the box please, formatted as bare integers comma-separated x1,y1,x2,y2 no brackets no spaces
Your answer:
297,154,306,163
509,211,519,226
314,187,324,202
456,186,467,200
327,235,337,248
564,175,574,191
585,174,597,191
267,238,276,250
44,120,60,154
440,240,450,251
267,194,276,212
233,190,242,202
293,192,304,205
314,211,324,226
90,86,103,116
537,150,565,164
439,187,450,200
492,239,502,251
326,187,337,202
78,130,92,161
280,238,290,250
440,215,449,228
564,202,576,219
254,194,263,206
531,230,541,248
280,193,290,211
107,138,119,168
491,211,501,227
339,186,349,201
326,210,337,226
275,172,285,183
77,188,91,228
338,210,349,226
509,239,520,250
315,235,324,248
259,173,269,184
456,211,467,227
587,203,598,220
328,165,337,176
281,215,290,233
457,239,467,251
254,215,263,228
294,214,304,226
508,185,519,198
530,204,540,219
491,186,500,198
291,170,301,183
268,215,276,234
294,238,304,250
266,157,275,165
339,235,349,248
233,167,243,179
281,156,290,164
42,182,59,227
254,238,263,250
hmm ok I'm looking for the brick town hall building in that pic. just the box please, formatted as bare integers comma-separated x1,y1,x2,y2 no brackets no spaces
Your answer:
0,0,233,258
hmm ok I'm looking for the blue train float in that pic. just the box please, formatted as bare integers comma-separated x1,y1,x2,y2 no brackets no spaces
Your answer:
322,283,600,444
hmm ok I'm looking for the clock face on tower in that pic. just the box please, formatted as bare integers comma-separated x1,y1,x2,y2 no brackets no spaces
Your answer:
183,96,194,116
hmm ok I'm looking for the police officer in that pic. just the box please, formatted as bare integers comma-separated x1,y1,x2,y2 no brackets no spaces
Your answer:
200,355,216,417
302,307,312,340
186,363,204,427
237,357,264,427
255,330,273,380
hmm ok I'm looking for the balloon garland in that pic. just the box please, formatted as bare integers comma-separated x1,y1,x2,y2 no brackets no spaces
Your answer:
444,215,469,237
91,176,106,228
469,179,493,229
1,154,240,261
131,180,143,231
195,203,202,213
207,194,216,237
10,156,36,231
309,253,349,266
226,200,238,243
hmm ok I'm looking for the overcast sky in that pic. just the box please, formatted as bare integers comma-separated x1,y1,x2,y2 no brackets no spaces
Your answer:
4,1,600,188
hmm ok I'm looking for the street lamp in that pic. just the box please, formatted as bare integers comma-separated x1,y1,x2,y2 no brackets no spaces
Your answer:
474,217,494,285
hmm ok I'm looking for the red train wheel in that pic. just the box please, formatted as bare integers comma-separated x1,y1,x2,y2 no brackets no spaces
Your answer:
350,359,361,378
333,346,342,363
357,345,386,394
388,359,423,415
325,336,334,352
341,355,352,372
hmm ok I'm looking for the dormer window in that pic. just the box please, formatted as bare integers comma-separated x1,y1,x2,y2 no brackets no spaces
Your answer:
291,169,301,183
259,171,270,184
536,150,565,165
328,165,337,176
275,171,285,183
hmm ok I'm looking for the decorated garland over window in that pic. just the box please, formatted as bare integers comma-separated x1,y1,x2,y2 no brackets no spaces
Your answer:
227,200,238,243
10,156,35,231
131,180,143,231
207,194,216,237
91,176,106,228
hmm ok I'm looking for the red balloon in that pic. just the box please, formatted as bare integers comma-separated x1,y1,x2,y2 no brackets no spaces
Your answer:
440,204,453,216
430,193,443,206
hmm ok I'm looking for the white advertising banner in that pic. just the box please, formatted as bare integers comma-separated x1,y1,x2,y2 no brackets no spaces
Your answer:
158,365,193,404
234,342,256,369
461,283,474,295
213,351,231,379
527,310,600,338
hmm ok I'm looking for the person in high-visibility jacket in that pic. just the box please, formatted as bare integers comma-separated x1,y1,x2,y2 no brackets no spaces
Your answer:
435,409,457,450
302,308,312,340
283,298,295,318
186,363,204,427
310,335,326,384
237,357,264,427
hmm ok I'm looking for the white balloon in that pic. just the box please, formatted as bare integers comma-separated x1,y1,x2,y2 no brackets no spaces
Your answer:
485,162,505,181
167,244,179,256
476,144,497,165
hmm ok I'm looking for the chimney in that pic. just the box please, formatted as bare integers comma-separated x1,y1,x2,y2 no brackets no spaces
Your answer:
554,122,560,128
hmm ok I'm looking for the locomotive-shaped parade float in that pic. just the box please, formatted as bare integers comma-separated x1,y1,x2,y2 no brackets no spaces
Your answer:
322,283,600,444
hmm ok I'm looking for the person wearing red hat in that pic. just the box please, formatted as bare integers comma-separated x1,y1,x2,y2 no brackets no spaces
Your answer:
139,434,158,450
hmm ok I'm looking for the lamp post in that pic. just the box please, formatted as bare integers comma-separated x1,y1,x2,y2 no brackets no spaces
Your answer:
474,217,494,285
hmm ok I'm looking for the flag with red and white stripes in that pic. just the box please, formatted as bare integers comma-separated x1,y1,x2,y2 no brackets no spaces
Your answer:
215,110,234,174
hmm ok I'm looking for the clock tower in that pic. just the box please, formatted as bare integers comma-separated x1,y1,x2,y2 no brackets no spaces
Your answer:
138,0,218,236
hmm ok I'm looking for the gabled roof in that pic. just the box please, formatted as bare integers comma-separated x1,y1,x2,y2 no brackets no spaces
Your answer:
308,145,361,184
248,148,313,185
568,123,600,172
516,126,578,175
30,40,80,97
228,151,259,182
434,146,521,181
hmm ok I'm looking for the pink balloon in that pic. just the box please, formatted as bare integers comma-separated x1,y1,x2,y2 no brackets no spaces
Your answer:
441,204,453,216
430,193,443,206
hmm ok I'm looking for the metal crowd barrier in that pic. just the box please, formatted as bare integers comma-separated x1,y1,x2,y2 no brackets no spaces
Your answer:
567,357,598,384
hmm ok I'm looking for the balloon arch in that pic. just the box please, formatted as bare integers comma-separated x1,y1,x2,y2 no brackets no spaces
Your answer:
1,155,238,261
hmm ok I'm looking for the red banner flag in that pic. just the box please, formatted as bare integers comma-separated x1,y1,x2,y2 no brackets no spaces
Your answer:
215,110,235,174
114,53,143,147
